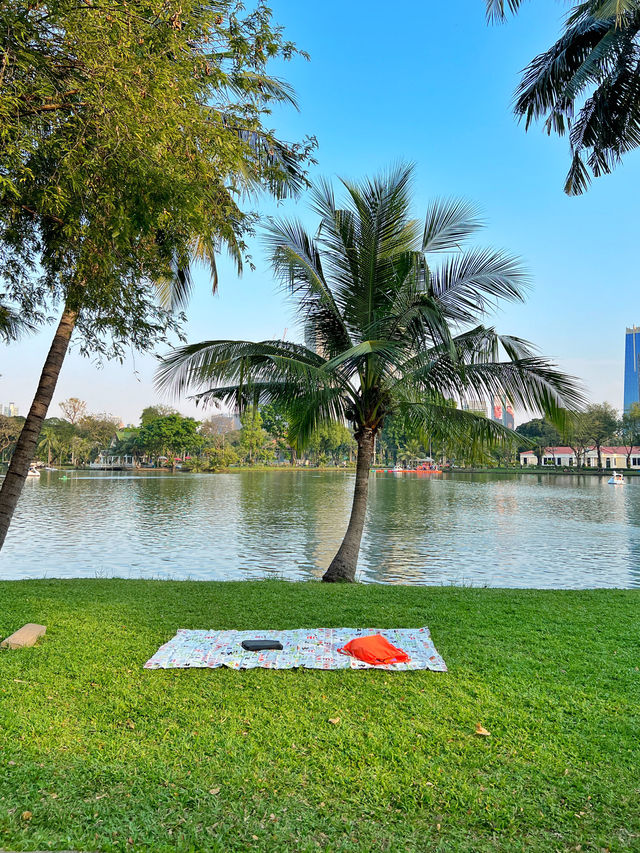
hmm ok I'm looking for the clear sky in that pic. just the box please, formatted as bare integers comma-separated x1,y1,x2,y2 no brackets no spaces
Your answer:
1,0,637,425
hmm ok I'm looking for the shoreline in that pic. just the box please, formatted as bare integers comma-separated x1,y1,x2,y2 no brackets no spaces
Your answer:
4,464,637,476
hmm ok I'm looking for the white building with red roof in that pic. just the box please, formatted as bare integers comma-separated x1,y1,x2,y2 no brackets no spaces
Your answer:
520,446,640,468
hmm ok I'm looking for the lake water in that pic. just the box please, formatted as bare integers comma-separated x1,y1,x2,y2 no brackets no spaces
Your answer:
1,470,639,588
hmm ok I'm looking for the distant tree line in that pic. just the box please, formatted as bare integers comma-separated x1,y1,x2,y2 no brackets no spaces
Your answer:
0,400,359,470
5,398,633,472
0,399,119,467
118,403,359,470
1,397,502,471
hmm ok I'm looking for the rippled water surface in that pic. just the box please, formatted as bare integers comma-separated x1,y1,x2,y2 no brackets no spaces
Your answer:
1,470,639,587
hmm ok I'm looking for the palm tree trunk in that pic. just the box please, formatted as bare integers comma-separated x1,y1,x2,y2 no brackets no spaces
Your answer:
322,427,374,583
0,305,78,550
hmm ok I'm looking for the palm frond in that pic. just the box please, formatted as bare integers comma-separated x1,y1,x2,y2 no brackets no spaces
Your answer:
153,264,194,312
287,387,352,450
513,1,640,193
321,339,405,380
590,0,640,24
394,324,584,432
564,43,640,193
157,338,325,396
486,0,529,23
422,198,484,253
263,217,354,355
429,248,529,323
381,266,456,355
394,325,503,391
153,213,245,310
515,14,617,130
398,397,518,453
315,164,421,334
457,359,585,424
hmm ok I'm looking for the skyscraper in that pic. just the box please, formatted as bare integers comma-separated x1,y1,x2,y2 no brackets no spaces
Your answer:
492,396,515,430
624,326,640,412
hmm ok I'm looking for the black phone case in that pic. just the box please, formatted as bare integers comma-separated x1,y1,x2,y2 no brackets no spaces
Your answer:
241,639,283,651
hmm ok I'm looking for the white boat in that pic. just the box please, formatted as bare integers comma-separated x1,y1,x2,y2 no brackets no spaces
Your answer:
392,465,403,474
26,466,40,478
608,470,625,485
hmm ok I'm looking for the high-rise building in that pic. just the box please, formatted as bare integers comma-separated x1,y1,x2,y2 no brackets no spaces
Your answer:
1,402,18,417
624,326,640,412
492,396,515,430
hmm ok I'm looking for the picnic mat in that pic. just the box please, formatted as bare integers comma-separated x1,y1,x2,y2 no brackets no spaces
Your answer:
144,627,447,671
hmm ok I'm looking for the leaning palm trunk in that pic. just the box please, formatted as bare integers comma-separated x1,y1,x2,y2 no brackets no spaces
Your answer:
323,427,375,582
0,305,77,548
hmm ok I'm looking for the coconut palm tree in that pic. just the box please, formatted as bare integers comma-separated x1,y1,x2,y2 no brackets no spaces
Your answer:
486,0,640,194
158,165,583,582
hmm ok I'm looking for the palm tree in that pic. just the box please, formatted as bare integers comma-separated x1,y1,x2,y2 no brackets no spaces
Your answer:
37,427,58,466
158,165,583,582
486,0,640,194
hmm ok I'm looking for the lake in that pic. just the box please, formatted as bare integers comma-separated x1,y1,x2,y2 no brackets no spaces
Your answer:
1,469,639,588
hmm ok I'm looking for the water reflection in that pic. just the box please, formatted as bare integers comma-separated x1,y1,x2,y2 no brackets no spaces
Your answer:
1,470,639,588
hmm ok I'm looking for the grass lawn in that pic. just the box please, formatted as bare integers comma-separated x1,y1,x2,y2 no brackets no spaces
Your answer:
0,579,638,852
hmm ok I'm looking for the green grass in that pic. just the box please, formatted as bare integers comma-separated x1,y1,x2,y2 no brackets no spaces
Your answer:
0,580,638,853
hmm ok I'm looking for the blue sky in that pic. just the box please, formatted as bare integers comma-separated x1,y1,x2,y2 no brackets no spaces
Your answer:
1,0,637,424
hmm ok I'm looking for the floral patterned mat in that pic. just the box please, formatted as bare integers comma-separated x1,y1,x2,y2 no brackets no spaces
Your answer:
144,627,447,671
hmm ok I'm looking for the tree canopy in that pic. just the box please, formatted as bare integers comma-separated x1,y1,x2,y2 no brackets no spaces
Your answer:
137,414,202,461
1,0,315,349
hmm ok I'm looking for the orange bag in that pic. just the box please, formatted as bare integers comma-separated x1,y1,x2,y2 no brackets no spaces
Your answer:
337,634,411,665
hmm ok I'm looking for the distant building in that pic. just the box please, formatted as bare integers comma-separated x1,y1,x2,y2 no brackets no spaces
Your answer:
492,396,515,431
203,412,241,433
1,402,18,417
624,326,640,412
520,446,640,468
461,398,487,417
